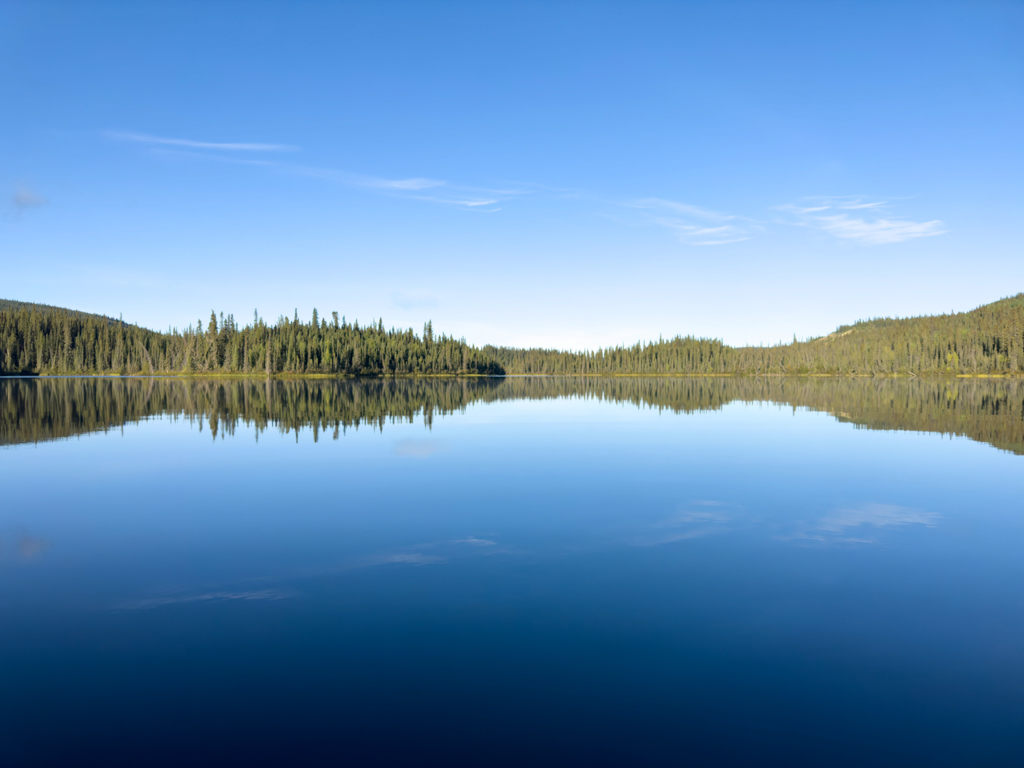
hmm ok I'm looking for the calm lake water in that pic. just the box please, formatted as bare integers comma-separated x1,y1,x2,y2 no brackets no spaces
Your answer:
2,376,1023,766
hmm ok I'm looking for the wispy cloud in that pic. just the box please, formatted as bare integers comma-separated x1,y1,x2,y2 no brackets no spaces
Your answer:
815,216,947,244
105,131,296,152
634,199,733,221
106,130,514,210
272,163,512,208
367,177,445,191
344,174,505,207
779,197,946,245
12,185,46,212
217,159,455,198
410,194,500,208
102,130,776,228
628,198,755,245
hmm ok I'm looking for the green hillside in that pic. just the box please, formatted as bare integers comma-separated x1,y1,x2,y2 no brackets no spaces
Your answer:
1,294,1022,377
0,298,123,326
0,305,499,377
487,293,1024,376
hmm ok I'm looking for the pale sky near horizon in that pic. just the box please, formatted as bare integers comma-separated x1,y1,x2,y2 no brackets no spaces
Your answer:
2,1,1022,350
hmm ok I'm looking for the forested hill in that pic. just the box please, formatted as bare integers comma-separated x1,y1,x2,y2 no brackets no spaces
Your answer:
486,293,1024,376
0,298,124,326
1,293,1022,376
0,305,502,376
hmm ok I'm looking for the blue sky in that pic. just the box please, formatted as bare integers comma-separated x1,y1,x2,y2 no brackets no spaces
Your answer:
2,1,1022,349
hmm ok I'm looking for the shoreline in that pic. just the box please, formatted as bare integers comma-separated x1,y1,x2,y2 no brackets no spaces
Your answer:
3,372,1022,380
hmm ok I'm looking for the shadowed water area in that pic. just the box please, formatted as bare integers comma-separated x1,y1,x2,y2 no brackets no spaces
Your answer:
1,376,1022,766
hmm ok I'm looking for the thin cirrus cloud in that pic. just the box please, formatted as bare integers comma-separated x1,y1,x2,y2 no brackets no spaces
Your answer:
114,132,953,237
779,197,947,245
254,162,502,208
262,165,502,207
105,129,507,209
370,177,445,191
628,198,755,245
105,130,297,152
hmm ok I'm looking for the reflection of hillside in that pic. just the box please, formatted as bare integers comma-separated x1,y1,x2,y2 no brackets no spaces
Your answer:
0,377,504,445
2,376,1022,456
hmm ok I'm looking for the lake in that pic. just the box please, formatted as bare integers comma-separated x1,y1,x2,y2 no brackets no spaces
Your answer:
1,376,1022,766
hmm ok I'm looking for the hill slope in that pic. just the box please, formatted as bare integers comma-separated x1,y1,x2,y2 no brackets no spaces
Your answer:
1,294,1022,376
0,305,500,376
486,293,1024,375
0,298,123,325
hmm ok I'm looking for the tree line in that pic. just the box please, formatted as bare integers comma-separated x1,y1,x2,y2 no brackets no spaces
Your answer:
0,307,502,376
1,293,1022,377
484,293,1024,376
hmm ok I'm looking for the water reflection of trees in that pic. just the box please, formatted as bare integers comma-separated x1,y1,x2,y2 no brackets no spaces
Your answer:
2,376,1022,455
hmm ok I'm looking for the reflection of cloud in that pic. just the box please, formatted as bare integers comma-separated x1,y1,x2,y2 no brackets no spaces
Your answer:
636,528,723,546
364,552,445,566
342,538,499,572
818,503,939,533
636,500,735,545
659,510,730,526
656,500,733,527
779,197,946,244
788,503,939,544
394,439,445,457
18,535,49,559
117,589,291,610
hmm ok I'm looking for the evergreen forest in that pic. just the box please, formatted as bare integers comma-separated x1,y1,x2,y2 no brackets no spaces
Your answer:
1,293,1023,377
0,303,501,377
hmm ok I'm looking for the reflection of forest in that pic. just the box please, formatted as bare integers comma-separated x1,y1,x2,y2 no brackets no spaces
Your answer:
2,376,1022,455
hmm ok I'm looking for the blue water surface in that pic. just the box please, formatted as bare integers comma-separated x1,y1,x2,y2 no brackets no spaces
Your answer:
1,379,1022,766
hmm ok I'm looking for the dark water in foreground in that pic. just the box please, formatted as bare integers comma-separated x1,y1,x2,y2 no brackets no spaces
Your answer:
1,376,1022,766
